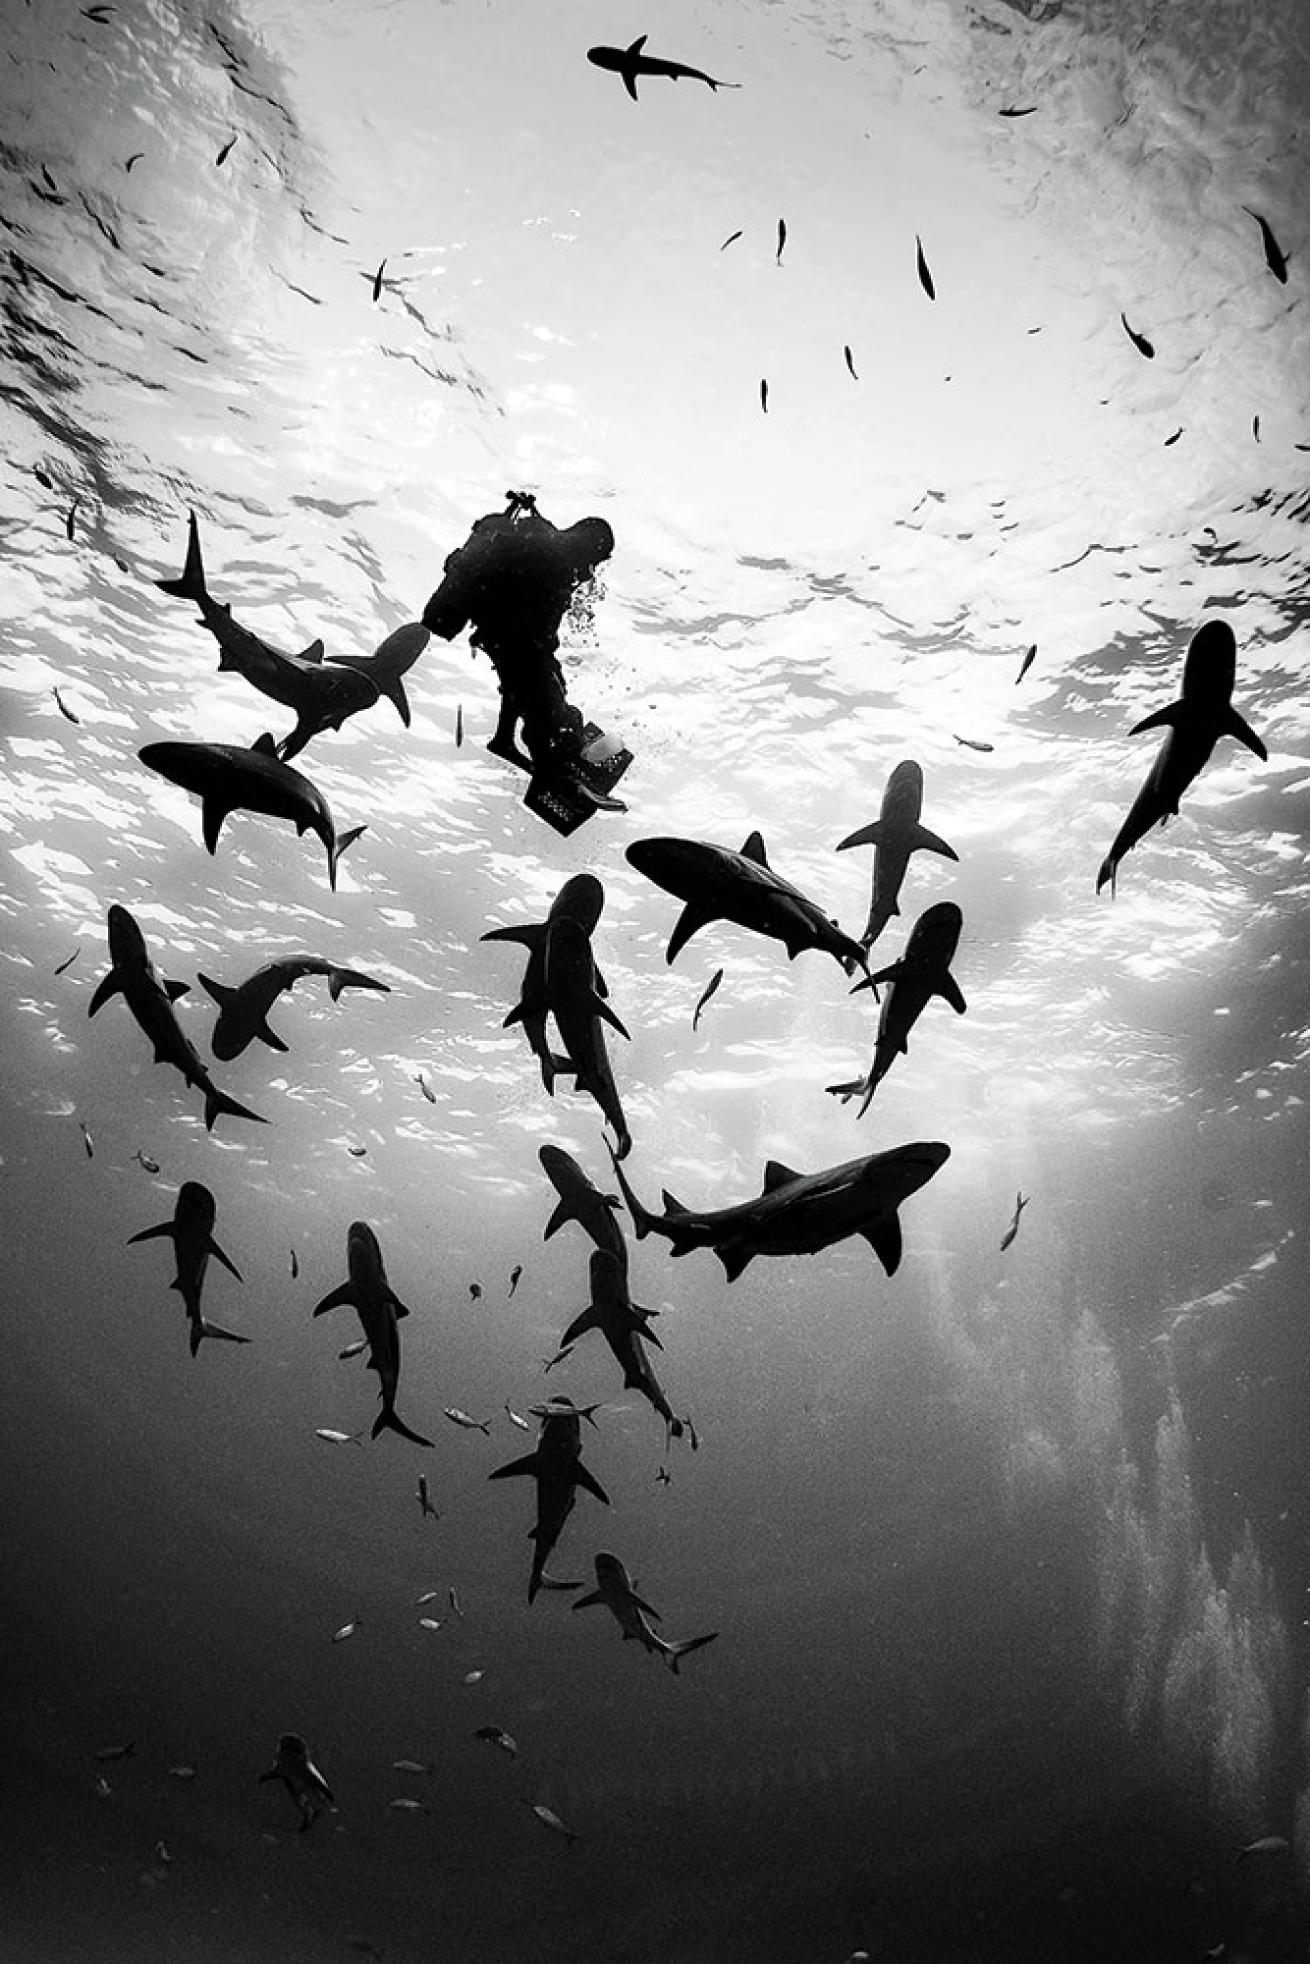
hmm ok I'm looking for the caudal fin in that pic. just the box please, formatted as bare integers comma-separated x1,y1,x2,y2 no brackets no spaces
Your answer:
203,1083,267,1131
155,510,208,603
372,1406,433,1448
327,824,368,891
667,1631,718,1675
191,1317,252,1356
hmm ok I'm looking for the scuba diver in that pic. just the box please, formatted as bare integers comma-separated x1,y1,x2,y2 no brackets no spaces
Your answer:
422,490,632,833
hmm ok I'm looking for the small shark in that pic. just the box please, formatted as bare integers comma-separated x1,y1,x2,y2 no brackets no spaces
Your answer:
128,1180,248,1355
488,1397,609,1603
313,1223,433,1446
1096,621,1266,894
197,957,390,1060
609,1139,950,1282
539,1144,629,1279
258,1733,336,1831
829,902,967,1117
573,1552,718,1673
482,874,608,1090
549,1251,684,1436
586,34,740,100
156,511,380,760
626,832,868,975
139,733,366,890
89,905,264,1131
835,761,958,950
326,621,430,729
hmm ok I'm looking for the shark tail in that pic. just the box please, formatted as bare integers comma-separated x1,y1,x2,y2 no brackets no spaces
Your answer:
372,1406,434,1448
203,1083,267,1131
608,1146,656,1238
327,966,388,1002
666,1632,719,1675
327,824,368,891
156,510,208,603
331,654,413,727
191,1317,252,1355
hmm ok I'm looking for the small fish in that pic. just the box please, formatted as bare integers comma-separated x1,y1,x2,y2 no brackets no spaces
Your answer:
1236,1835,1290,1862
462,1670,483,1686
1120,312,1154,358
94,1741,136,1762
124,151,143,171
999,1191,1029,1252
34,465,55,491
416,1589,440,1604
760,377,768,414
415,1072,436,1104
65,499,79,541
79,1120,94,1159
53,686,80,724
372,259,385,303
1164,427,1183,446
508,1264,523,1297
331,1618,361,1643
82,5,115,19
338,1337,368,1360
843,344,858,380
523,1800,578,1845
952,734,994,753
134,1149,160,1173
418,1616,444,1632
316,1428,363,1446
448,1587,463,1617
505,1404,530,1432
468,1282,482,1302
155,1840,170,1864
290,1248,299,1278
1253,414,1261,442
215,135,238,168
347,1144,367,1158
915,235,935,299
775,218,786,265
655,1466,671,1485
719,228,742,251
54,946,80,975
1015,644,1037,686
1242,207,1288,283
389,1797,427,1812
998,105,1036,117
692,967,724,1030
95,1776,112,1798
417,1474,439,1520
444,1408,490,1434
455,704,463,747
168,1764,197,1780
392,1759,432,1775
474,1725,518,1757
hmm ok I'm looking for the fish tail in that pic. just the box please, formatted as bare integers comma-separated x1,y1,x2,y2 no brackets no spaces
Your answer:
667,1632,719,1674
327,823,368,891
372,1406,434,1448
195,1318,252,1350
155,509,208,603
203,1083,267,1131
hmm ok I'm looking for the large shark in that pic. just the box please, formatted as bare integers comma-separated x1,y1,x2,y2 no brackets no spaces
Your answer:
138,733,366,890
538,1144,629,1280
534,915,632,1158
197,957,390,1060
573,1552,718,1673
156,510,381,760
128,1180,249,1355
828,901,967,1117
258,1733,336,1832
312,1223,433,1446
610,1139,950,1281
483,875,609,1091
326,621,430,729
586,35,740,98
836,760,958,949
88,904,264,1130
550,1250,684,1437
1096,620,1267,894
488,1397,609,1603
626,832,868,976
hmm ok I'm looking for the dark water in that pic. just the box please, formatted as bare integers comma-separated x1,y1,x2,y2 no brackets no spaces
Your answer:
2,1,1310,1958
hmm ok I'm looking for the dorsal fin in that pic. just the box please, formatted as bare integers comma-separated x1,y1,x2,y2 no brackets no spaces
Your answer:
739,830,768,865
252,732,279,756
761,1159,800,1193
298,639,326,665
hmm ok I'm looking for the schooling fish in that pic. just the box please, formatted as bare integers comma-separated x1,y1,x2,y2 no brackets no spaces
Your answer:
215,135,238,168
259,1733,335,1831
1242,207,1288,283
952,734,994,753
313,1222,433,1446
628,831,868,976
775,218,786,265
79,1121,94,1158
586,35,740,100
53,686,80,724
468,1282,482,1302
1016,644,1037,685
915,235,935,299
1096,620,1266,894
474,1726,517,1757
836,759,957,951
444,1408,490,1434
290,1248,299,1278
720,228,743,251
522,1800,579,1845
830,902,968,1117
372,259,385,303
1000,1191,1029,1252
94,1741,136,1761
89,905,264,1130
316,1428,364,1446
488,1400,609,1603
508,1264,523,1296
134,1149,160,1174
844,344,858,380
1120,311,1154,359
415,1071,437,1104
128,1181,249,1355
573,1551,717,1674
417,1475,440,1518
505,1404,530,1432
331,1618,361,1644
760,377,769,414
124,151,143,171
455,703,463,747
198,956,390,1060
55,946,80,975
139,733,366,890
692,967,724,1030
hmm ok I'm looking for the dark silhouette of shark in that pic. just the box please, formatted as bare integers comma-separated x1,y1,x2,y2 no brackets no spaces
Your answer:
836,760,957,949
313,1223,432,1446
128,1181,249,1354
586,34,740,100
488,1398,608,1603
198,957,390,1060
139,734,366,890
829,902,967,1116
627,831,868,976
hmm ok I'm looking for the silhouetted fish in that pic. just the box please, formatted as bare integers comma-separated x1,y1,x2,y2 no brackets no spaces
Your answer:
692,967,724,1029
573,1552,717,1673
836,760,957,951
586,34,739,99
760,377,768,414
313,1223,433,1446
915,235,935,299
54,946,80,975
628,832,868,975
776,218,786,265
259,1733,334,1831
1120,312,1154,358
53,686,80,723
844,344,858,380
198,957,389,1060
1015,644,1037,685
215,135,237,167
831,903,967,1117
1242,207,1288,282
1000,1191,1029,1251
372,259,385,303
128,1181,248,1355
720,229,743,251
489,1401,608,1602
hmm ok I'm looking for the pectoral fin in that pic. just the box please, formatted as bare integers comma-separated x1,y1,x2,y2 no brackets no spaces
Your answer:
88,970,122,1016
863,1214,903,1276
201,798,230,856
312,1281,355,1317
666,904,711,966
209,1237,243,1282
836,819,883,851
573,1462,610,1505
1223,706,1267,760
717,1245,754,1283
571,1589,605,1611
1128,700,1184,739
912,822,958,860
938,974,967,1015
488,1451,541,1482
127,1219,174,1245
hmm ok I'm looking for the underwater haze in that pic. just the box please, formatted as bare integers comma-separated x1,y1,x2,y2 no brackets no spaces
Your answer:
2,0,1310,1959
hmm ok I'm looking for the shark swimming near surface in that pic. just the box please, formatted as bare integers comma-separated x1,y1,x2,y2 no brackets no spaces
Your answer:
538,1143,630,1279
128,1181,249,1355
483,874,609,1091
626,832,868,975
197,957,390,1059
828,901,967,1117
835,760,958,950
488,1397,609,1602
1096,620,1266,894
586,34,740,99
313,1223,433,1446
609,1139,950,1281
138,733,366,890
88,905,264,1130
573,1552,718,1673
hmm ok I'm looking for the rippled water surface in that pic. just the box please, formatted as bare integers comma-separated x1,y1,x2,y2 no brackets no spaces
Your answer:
3,2,1310,1959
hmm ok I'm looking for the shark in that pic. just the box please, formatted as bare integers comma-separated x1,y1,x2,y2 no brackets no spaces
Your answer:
1096,620,1267,894
482,874,609,1090
828,901,967,1117
626,832,868,976
488,1397,609,1603
835,760,958,949
128,1180,249,1354
573,1552,718,1673
586,34,740,99
538,1144,630,1280
609,1139,950,1282
312,1222,433,1446
88,904,265,1130
138,733,366,890
549,1250,684,1437
534,915,632,1158
156,510,380,760
326,620,430,729
197,957,390,1060
258,1733,336,1832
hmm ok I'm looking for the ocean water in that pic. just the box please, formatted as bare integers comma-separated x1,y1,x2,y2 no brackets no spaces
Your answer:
2,1,1309,1958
